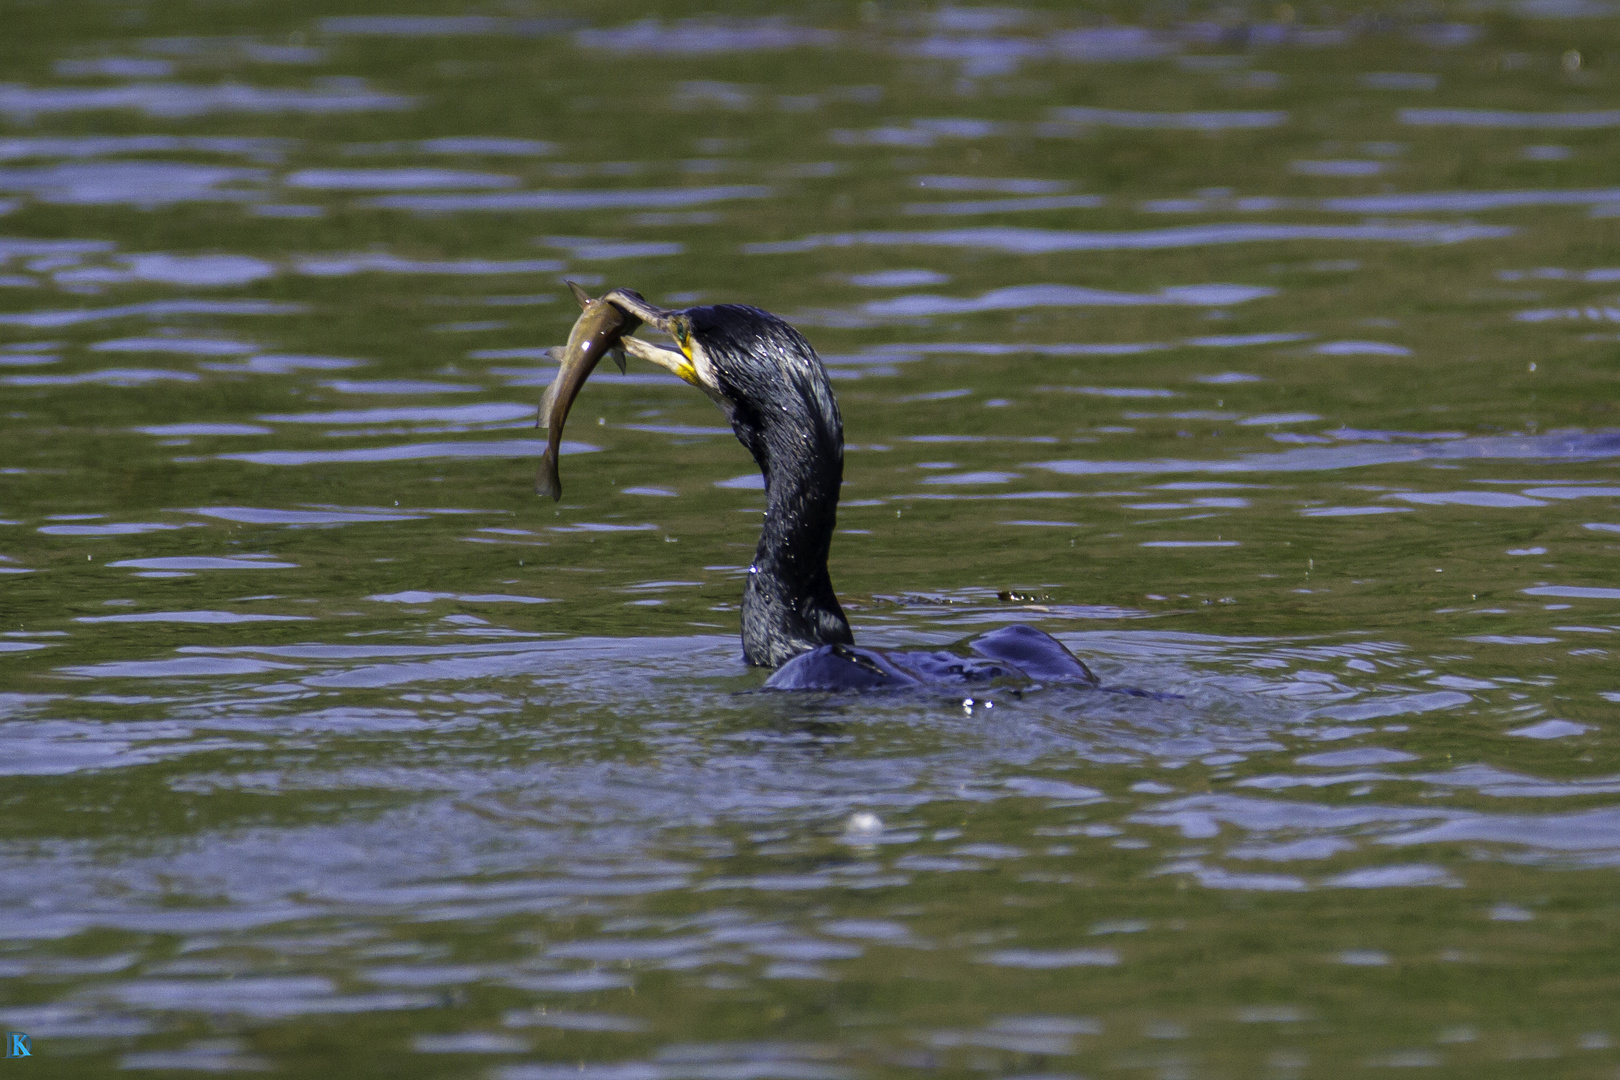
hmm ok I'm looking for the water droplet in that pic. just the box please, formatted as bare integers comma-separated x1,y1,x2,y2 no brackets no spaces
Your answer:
845,811,882,836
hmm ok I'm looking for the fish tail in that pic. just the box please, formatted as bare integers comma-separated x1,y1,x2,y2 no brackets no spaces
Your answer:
535,452,562,500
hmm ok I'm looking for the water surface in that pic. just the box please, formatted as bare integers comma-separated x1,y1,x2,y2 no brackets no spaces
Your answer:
3,3,1620,1077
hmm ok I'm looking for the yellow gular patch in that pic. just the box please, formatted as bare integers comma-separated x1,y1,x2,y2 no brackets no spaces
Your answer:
671,316,694,359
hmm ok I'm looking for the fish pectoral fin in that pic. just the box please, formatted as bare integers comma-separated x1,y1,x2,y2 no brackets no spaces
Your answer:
566,280,593,310
608,344,627,375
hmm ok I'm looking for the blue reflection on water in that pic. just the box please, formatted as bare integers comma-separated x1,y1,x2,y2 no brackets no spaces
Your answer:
1034,430,1620,475
1402,107,1620,128
745,222,1513,255
217,439,601,466
0,81,412,120
368,185,772,212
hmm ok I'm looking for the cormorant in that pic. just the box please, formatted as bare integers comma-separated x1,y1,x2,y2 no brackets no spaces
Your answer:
577,290,1104,693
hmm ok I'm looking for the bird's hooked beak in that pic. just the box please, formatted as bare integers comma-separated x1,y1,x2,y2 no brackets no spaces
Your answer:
593,288,717,398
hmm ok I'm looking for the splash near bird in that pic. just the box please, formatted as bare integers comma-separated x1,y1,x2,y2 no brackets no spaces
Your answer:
537,286,1117,693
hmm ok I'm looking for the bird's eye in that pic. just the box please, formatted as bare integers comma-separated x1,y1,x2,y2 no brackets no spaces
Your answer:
673,319,692,353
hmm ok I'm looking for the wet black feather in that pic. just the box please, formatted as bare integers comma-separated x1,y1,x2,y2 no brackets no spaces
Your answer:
684,304,853,666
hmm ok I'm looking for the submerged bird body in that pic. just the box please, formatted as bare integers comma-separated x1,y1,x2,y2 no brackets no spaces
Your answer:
539,289,1109,693
764,624,1101,692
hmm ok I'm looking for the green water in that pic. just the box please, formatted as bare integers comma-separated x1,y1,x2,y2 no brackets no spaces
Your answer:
4,2,1620,1076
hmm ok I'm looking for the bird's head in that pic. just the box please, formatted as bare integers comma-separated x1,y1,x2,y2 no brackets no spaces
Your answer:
603,289,842,461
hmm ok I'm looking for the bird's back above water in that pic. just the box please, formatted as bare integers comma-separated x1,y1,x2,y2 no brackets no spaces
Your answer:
763,624,1103,692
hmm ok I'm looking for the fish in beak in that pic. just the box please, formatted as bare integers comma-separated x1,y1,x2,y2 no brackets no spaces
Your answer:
533,282,638,500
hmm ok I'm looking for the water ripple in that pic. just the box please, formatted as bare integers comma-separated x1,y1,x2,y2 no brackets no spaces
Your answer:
745,222,1513,255
367,185,772,212
0,81,413,120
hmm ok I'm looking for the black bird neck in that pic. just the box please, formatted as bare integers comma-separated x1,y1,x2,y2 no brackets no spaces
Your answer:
740,405,852,667
693,305,853,667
